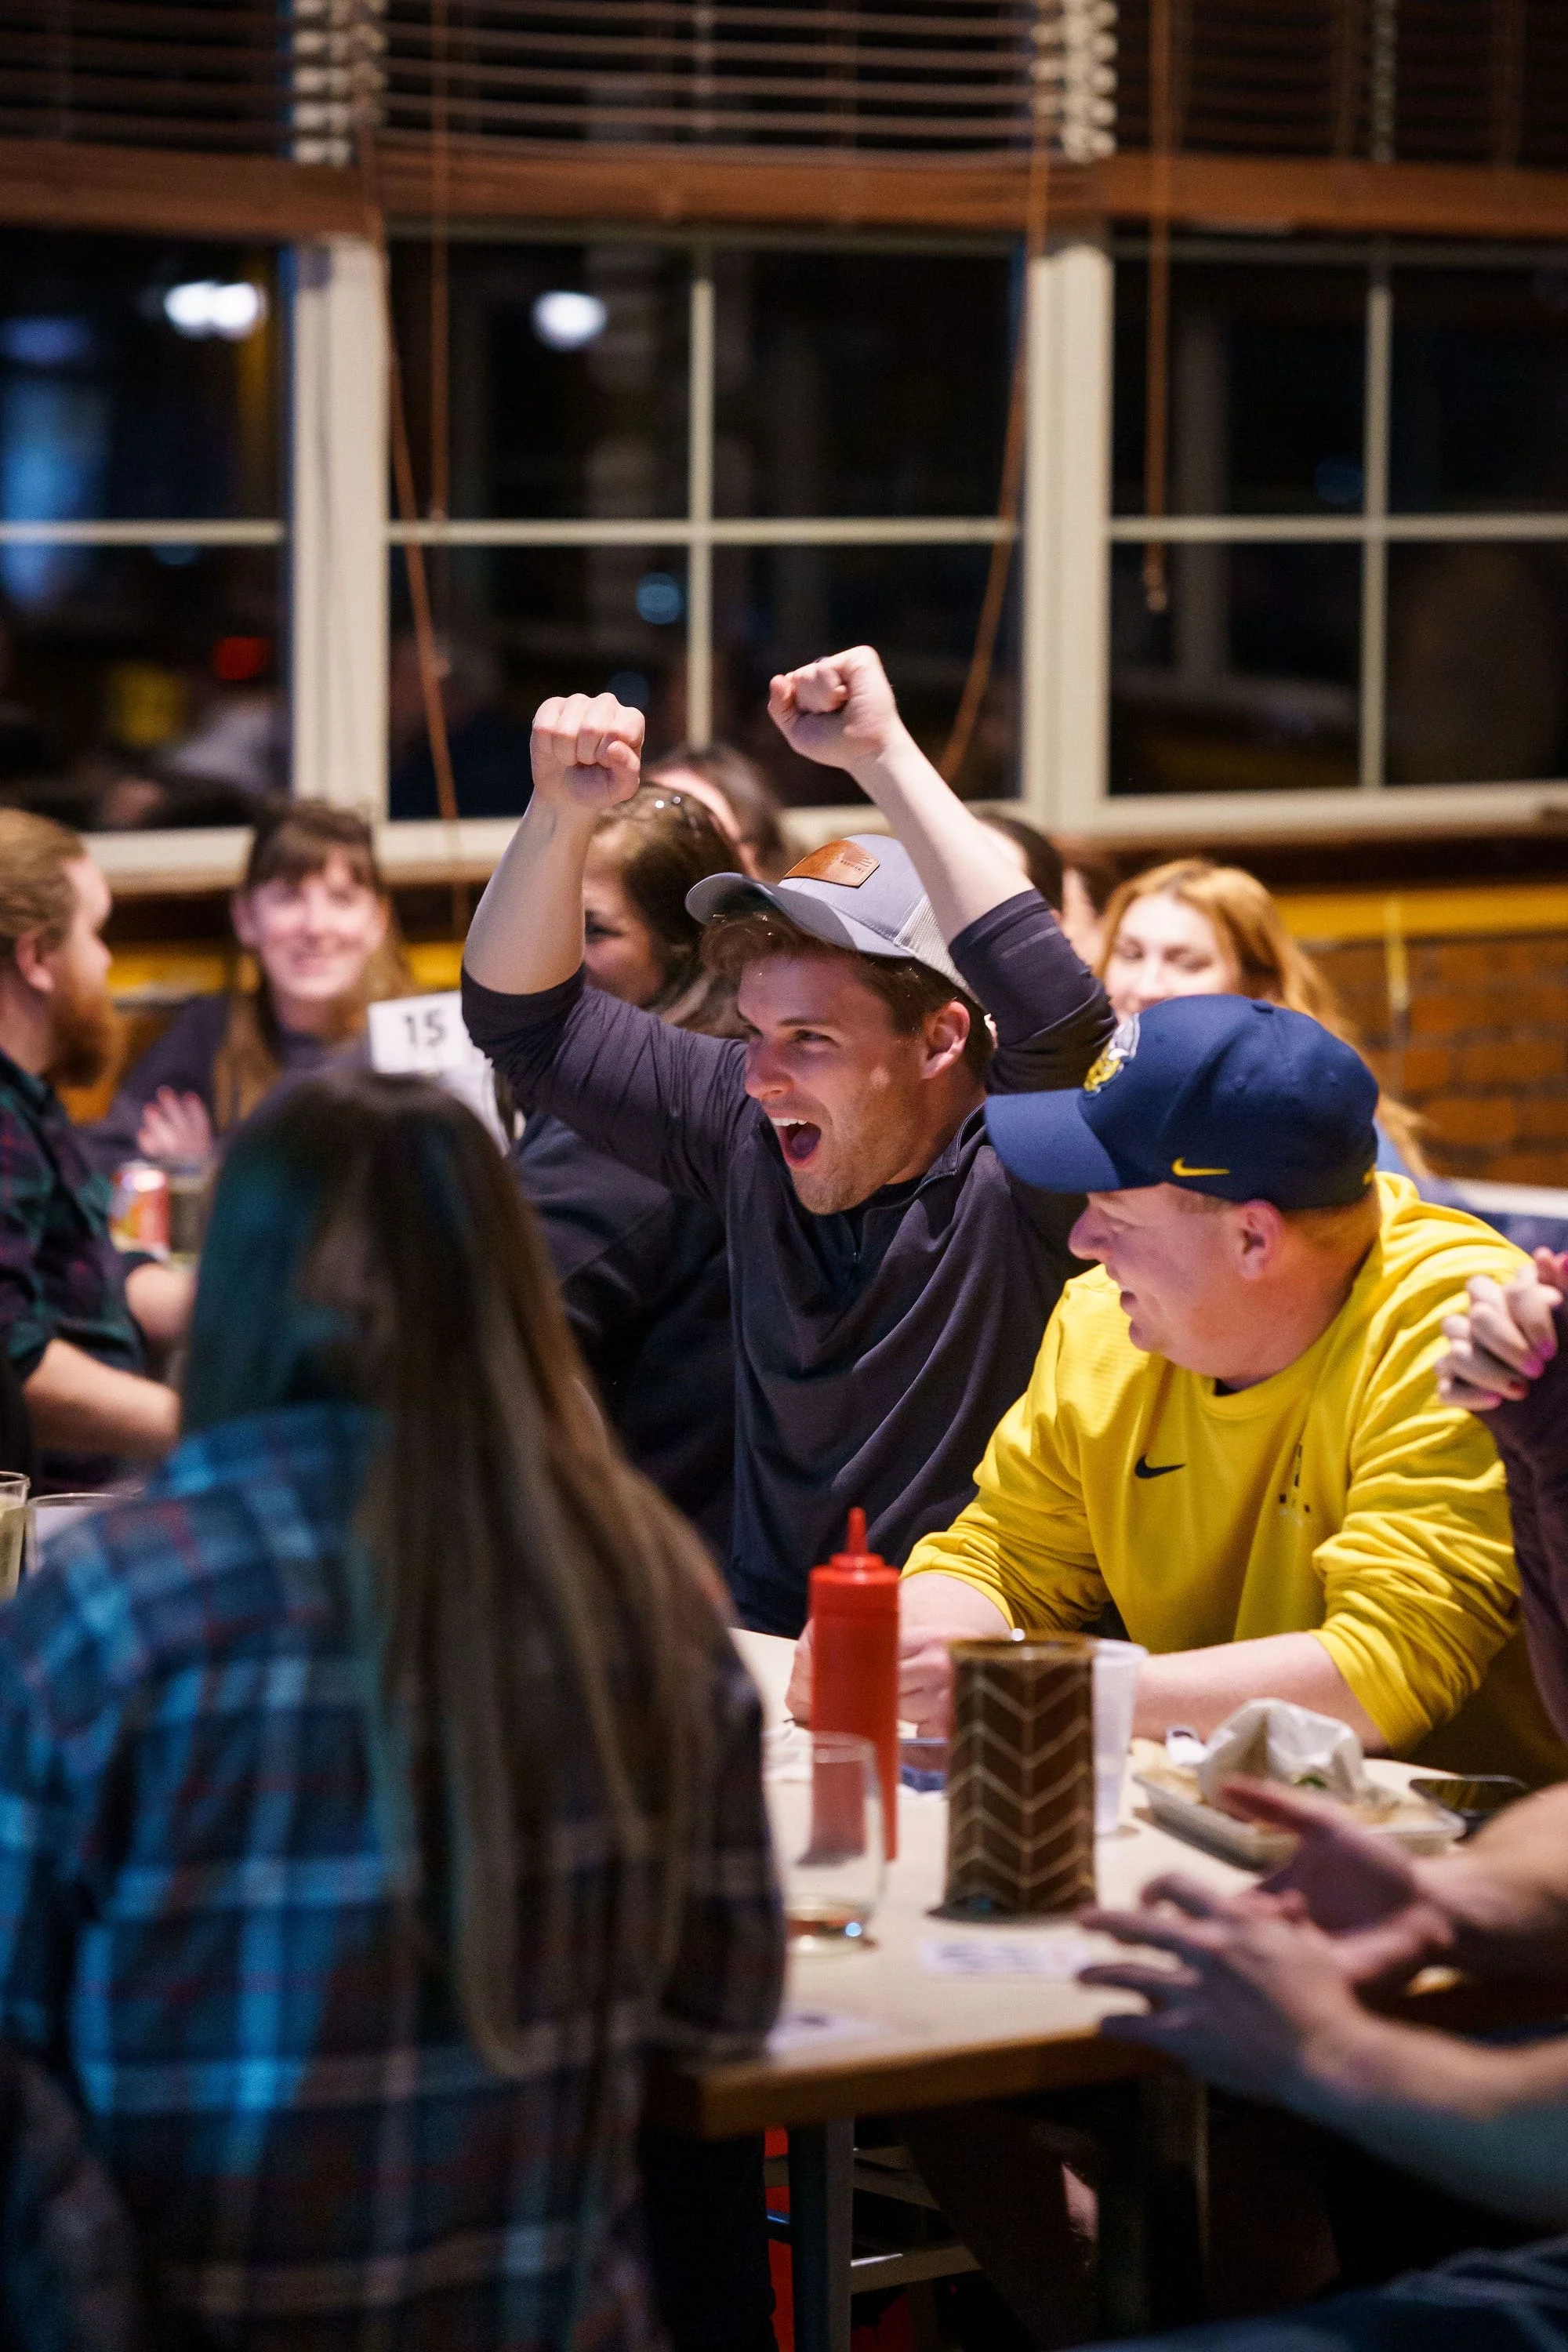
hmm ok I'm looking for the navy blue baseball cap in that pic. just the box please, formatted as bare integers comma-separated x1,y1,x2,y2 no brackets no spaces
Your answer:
985,995,1379,1210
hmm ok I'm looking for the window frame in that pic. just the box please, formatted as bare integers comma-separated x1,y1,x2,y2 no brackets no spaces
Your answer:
31,219,1568,893
382,223,1028,839
1091,232,1568,844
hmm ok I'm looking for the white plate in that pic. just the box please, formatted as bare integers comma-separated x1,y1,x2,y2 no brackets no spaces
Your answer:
1133,1774,1465,1869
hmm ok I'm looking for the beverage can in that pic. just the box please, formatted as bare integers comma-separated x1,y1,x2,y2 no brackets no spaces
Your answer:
166,1165,208,1262
109,1162,169,1257
940,1635,1095,1919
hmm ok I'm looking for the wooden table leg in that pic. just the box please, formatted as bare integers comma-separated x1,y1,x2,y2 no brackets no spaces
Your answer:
1095,2075,1209,2340
788,2118,855,2352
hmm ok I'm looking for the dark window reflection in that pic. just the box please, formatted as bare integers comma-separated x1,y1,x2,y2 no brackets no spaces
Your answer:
387,546,688,822
390,242,689,521
714,248,1014,518
1109,541,1359,794
0,545,281,831
713,543,1016,802
1114,257,1366,517
1391,269,1568,513
1387,543,1568,786
0,230,278,525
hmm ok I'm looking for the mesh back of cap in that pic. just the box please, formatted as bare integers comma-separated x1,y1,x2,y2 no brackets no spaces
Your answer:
895,896,966,990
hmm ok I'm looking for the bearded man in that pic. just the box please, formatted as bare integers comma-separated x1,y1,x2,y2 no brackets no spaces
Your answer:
0,811,185,1487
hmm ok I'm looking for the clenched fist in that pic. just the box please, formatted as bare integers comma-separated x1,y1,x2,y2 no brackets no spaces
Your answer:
530,691,644,813
768,646,907,779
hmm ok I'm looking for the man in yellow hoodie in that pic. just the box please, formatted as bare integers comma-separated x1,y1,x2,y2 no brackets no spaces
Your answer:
882,993,1563,1785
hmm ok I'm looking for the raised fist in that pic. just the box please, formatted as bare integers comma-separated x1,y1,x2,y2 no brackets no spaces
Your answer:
530,691,644,812
768,646,906,777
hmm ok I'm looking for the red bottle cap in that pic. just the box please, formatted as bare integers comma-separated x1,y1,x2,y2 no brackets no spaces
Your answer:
810,1508,899,1619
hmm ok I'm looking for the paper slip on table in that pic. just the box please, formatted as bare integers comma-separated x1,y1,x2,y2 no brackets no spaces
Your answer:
644,1631,1568,2352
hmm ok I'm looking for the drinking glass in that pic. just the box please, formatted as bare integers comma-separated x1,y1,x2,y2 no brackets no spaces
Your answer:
167,1165,209,1262
0,1475,28,1599
764,1731,884,1948
1092,1639,1149,1834
23,1492,114,1579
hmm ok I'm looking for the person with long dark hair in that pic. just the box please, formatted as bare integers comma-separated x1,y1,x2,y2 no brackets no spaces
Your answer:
644,743,791,880
0,1072,783,2345
511,786,743,1550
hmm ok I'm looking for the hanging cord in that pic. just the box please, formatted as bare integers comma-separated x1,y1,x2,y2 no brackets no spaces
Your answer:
430,0,452,526
357,120,468,935
1142,0,1174,614
426,0,469,931
938,8,1053,788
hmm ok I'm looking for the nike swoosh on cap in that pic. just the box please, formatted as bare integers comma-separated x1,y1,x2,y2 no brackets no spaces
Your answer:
1134,1455,1185,1480
1171,1157,1229,1177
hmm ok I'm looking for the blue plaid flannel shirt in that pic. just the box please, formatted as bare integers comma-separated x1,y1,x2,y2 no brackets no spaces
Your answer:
0,1400,784,2349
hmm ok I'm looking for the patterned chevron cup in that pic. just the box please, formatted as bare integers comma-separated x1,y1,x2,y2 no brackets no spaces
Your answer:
939,1636,1096,1918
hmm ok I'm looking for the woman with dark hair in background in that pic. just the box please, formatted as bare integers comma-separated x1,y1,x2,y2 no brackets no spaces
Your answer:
0,1070,782,2344
645,742,791,880
978,812,1118,967
511,785,746,1554
89,800,414,1175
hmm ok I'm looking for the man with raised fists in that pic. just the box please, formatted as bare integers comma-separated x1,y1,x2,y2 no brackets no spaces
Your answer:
463,646,1112,1638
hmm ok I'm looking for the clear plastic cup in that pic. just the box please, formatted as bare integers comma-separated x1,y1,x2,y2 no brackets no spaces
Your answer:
1092,1639,1149,1834
764,1731,885,1948
23,1492,114,1579
0,1474,27,1598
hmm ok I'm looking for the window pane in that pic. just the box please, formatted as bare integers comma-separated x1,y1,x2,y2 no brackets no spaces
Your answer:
0,543,281,829
1109,540,1359,794
0,230,279,522
1386,542,1568,786
713,542,1016,803
1390,269,1568,514
1114,258,1367,517
714,249,1014,519
388,545,688,822
390,241,689,523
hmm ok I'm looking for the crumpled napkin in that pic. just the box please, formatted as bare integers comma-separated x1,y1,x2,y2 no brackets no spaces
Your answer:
1193,1698,1370,1807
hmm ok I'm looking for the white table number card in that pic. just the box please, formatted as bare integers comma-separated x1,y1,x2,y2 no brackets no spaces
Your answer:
367,993,511,1150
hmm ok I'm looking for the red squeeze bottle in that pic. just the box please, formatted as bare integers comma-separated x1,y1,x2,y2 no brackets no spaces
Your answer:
808,1508,901,1861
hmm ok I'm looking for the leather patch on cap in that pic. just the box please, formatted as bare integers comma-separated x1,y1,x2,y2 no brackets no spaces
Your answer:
784,840,880,888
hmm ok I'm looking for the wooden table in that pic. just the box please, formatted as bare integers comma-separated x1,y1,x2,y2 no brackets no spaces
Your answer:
649,1635,1265,2350
651,1634,1568,2352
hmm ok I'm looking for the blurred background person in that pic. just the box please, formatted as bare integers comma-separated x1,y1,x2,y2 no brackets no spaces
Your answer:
387,630,533,821
1058,845,1120,967
645,742,792,880
978,814,1118,967
89,800,414,1177
0,1070,783,2342
0,811,183,1489
1098,856,1427,1174
977,811,1063,910
510,785,745,1555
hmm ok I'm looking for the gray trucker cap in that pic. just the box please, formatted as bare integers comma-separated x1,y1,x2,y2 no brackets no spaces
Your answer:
684,835,964,989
